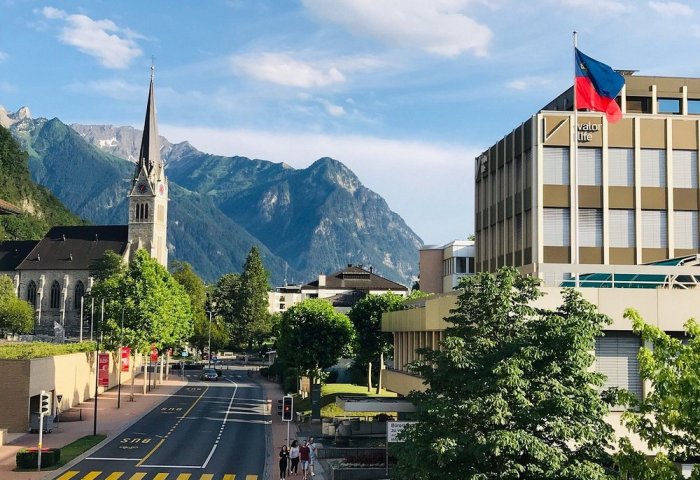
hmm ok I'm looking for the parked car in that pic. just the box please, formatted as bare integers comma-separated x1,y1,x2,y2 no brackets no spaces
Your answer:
200,368,218,381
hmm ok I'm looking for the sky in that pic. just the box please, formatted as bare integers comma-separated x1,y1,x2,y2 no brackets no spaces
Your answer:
1,0,699,245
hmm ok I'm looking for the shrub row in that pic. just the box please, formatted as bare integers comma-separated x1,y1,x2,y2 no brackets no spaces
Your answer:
16,447,61,468
0,342,96,359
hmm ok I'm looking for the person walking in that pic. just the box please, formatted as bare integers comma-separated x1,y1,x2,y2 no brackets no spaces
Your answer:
290,439,300,475
299,440,311,480
308,436,318,477
279,445,290,480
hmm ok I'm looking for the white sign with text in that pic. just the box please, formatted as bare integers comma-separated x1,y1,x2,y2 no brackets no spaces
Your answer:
386,421,417,443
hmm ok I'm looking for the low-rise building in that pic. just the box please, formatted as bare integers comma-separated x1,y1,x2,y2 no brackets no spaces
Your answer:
419,240,475,294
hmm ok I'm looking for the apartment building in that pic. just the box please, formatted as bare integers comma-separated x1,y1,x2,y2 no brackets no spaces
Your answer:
419,240,475,294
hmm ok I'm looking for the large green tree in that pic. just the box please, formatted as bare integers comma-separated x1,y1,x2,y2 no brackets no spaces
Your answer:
392,268,616,480
90,249,193,353
232,246,272,349
615,308,700,480
277,298,355,383
0,275,33,334
348,292,405,392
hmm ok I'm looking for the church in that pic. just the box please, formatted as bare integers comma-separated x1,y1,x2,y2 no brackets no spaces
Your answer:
0,71,168,339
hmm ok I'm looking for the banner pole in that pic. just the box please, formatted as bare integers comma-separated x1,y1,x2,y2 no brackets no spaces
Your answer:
573,31,580,286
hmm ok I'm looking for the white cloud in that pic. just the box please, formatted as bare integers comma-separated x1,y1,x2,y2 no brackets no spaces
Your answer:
303,0,493,57
558,0,630,13
65,79,142,100
160,125,477,243
506,76,553,91
649,1,693,16
40,7,142,69
0,51,7,62
232,52,345,88
319,99,346,117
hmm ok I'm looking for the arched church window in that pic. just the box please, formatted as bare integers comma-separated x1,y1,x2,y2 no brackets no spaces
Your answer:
135,203,140,221
145,203,149,220
74,281,84,310
27,281,37,308
50,281,61,309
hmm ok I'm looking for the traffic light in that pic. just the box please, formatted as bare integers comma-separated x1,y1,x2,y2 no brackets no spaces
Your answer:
282,395,293,422
40,391,52,417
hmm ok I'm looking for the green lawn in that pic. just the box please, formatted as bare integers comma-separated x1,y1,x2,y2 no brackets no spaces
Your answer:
14,435,107,471
294,383,397,418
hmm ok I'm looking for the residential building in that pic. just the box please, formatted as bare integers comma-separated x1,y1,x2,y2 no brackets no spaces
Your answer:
267,283,303,314
419,239,475,294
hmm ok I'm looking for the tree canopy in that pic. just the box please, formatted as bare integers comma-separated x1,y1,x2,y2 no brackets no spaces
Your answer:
0,275,33,335
277,298,355,382
392,267,616,480
232,246,272,349
90,249,193,353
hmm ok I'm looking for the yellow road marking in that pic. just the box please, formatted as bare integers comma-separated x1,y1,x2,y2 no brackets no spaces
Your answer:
245,475,258,480
105,473,125,480
128,474,147,480
136,386,209,466
82,473,102,480
222,475,235,480
55,472,79,480
199,475,213,480
176,474,191,480
153,474,169,480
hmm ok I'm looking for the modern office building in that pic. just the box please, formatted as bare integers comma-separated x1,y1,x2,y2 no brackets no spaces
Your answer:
475,74,700,285
418,240,475,294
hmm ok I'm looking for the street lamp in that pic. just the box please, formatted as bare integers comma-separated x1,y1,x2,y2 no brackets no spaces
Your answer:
207,309,212,368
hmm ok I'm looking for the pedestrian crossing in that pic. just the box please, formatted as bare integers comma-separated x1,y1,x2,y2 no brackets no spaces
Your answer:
54,472,257,480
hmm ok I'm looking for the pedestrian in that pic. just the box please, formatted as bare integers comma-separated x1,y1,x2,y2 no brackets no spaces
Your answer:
299,439,311,479
290,439,300,475
308,436,318,477
279,445,290,480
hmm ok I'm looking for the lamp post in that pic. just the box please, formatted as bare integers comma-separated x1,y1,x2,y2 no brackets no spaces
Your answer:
93,298,103,436
117,307,124,409
207,309,212,368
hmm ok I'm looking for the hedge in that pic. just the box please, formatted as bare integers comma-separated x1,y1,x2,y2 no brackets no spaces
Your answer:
16,447,61,468
0,342,96,360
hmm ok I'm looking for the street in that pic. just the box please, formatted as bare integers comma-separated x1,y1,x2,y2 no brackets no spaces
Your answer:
53,367,268,480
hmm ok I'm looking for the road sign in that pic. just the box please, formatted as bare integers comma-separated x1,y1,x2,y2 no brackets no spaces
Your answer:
387,421,417,442
181,351,189,357
98,353,110,386
150,349,158,362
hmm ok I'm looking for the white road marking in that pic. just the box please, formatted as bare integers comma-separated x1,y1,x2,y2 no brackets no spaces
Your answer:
201,379,238,469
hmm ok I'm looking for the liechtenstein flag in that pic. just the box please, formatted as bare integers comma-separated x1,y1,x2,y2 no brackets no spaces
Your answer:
575,48,625,123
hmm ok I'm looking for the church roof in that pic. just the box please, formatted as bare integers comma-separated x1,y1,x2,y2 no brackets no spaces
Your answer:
17,225,129,271
303,265,408,291
0,240,38,271
135,71,163,180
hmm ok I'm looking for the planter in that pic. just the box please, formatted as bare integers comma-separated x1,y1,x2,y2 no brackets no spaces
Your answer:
330,464,390,480
16,447,61,469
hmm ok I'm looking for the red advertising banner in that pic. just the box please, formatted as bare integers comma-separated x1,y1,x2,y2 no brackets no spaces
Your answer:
121,347,130,372
150,349,158,362
98,353,110,386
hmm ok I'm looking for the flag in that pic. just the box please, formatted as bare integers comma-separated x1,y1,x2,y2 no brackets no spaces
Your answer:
575,48,625,122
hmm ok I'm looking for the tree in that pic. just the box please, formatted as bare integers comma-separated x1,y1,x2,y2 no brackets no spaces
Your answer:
89,249,125,282
392,268,616,480
615,308,700,480
348,292,405,392
211,272,240,346
231,246,272,350
277,298,355,383
0,275,33,335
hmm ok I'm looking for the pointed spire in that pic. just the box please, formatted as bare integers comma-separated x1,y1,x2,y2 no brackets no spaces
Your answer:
136,64,162,181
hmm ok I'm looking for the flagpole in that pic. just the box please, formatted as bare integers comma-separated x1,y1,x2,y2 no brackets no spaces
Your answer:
573,31,580,286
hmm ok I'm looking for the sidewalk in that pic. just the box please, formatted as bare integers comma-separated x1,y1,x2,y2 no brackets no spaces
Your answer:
0,374,187,480
255,375,327,480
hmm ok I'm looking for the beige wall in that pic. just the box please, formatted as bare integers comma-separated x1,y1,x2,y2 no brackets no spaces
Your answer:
419,249,443,294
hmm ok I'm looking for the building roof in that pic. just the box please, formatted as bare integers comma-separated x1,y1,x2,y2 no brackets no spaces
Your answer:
303,265,408,291
0,240,38,271
0,199,22,215
136,72,163,181
17,225,129,271
326,290,367,308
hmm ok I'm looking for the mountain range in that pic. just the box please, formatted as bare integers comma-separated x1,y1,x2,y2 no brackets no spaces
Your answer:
2,106,422,286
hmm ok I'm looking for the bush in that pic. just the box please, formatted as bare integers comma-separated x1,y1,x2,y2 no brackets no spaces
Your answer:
0,342,96,359
16,448,61,469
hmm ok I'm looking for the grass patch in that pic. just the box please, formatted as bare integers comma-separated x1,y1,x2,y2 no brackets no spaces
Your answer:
14,435,106,472
0,342,96,359
294,383,398,418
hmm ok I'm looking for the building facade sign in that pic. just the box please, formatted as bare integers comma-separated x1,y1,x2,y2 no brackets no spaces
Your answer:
577,121,600,142
387,421,417,442
98,353,110,386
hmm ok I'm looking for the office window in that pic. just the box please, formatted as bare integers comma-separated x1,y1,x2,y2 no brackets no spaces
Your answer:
640,149,666,187
491,172,498,205
456,257,467,274
578,148,602,185
514,155,522,192
658,98,681,114
515,215,522,252
543,208,570,246
543,147,569,185
673,150,698,188
642,210,668,248
609,210,635,248
506,161,512,197
608,148,634,186
579,209,602,247
688,99,700,114
595,334,643,401
525,149,533,189
468,257,475,273
499,222,505,256
674,211,698,249
626,96,652,114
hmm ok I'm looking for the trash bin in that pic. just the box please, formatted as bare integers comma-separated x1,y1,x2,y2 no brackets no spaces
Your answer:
29,413,54,433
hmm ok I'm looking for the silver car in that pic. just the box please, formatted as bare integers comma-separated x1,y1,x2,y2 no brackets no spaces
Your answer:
200,368,218,381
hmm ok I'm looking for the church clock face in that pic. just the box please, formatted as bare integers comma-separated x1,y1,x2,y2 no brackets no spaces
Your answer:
137,182,147,194
159,184,165,196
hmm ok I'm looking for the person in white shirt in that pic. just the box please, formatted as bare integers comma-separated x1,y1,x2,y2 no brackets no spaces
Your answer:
289,439,300,476
308,437,318,477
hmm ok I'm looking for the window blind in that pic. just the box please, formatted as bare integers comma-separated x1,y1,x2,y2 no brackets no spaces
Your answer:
579,209,602,247
577,148,602,185
641,149,666,187
595,334,643,401
543,147,569,185
608,148,634,186
642,210,667,248
673,150,698,188
609,209,635,248
543,208,570,246
674,210,698,249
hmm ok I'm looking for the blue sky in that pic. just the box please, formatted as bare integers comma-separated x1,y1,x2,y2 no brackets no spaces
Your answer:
1,0,698,244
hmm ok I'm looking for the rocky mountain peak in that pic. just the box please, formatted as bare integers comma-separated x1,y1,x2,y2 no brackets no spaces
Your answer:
308,157,361,194
0,106,32,128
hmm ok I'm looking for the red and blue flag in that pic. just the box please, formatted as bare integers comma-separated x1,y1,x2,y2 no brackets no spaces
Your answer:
575,48,624,123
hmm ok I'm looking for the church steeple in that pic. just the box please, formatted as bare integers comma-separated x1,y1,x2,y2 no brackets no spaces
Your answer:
127,67,169,268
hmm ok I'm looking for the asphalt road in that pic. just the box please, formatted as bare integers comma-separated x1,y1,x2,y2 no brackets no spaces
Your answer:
53,367,268,480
